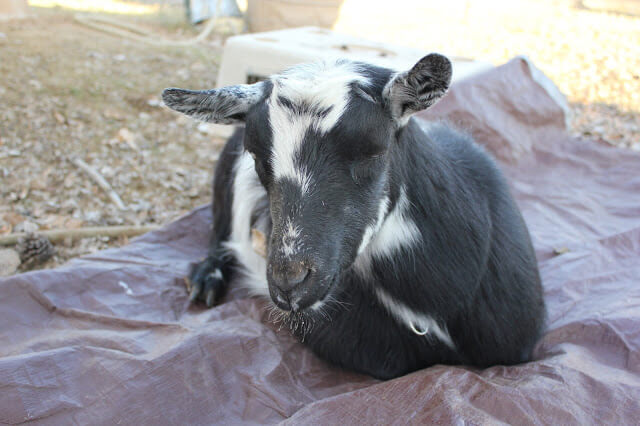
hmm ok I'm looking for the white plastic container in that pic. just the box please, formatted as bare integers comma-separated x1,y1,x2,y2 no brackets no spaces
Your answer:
217,26,492,87
207,26,493,137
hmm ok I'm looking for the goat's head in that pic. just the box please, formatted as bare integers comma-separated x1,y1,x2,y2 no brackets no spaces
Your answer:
163,54,451,314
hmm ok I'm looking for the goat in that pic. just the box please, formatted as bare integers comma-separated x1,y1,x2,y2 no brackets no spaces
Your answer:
162,54,546,380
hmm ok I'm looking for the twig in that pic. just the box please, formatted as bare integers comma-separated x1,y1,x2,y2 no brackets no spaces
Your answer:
0,225,159,246
72,158,127,210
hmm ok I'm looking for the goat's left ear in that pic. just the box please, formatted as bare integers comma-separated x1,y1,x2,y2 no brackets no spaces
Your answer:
161,81,265,124
383,53,452,124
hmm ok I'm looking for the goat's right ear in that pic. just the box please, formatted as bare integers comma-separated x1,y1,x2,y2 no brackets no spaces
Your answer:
383,54,452,125
162,81,265,124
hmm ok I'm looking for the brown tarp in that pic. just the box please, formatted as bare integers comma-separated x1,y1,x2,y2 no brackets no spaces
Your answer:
1,58,639,424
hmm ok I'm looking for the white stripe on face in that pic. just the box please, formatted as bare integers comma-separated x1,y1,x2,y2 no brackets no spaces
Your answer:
268,60,370,194
281,218,302,258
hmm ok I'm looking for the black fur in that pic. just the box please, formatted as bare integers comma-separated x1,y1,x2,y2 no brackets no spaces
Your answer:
186,130,242,307
168,56,546,380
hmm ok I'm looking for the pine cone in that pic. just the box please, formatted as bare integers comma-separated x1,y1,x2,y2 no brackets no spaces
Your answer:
16,233,55,266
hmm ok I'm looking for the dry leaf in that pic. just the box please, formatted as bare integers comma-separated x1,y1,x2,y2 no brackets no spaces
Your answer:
117,128,139,151
54,112,67,124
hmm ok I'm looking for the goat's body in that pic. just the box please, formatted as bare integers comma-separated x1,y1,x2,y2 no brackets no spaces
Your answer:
206,119,545,379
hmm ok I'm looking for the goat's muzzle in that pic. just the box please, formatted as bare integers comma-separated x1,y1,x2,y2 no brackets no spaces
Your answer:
267,258,317,312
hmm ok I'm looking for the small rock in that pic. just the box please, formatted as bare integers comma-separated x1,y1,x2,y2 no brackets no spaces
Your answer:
117,127,134,142
0,249,21,277
64,173,77,188
177,68,190,80
28,79,42,90
100,165,115,177
197,122,209,134
15,220,39,233
113,54,126,61
84,211,102,222
147,97,161,107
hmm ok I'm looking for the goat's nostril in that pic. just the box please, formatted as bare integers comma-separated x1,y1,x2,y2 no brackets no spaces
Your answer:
288,268,310,287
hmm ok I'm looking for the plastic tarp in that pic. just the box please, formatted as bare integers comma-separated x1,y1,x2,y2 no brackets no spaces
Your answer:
1,58,639,424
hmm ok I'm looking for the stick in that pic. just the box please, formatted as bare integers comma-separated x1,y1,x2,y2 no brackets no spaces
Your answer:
0,225,159,246
72,158,127,210
73,13,220,47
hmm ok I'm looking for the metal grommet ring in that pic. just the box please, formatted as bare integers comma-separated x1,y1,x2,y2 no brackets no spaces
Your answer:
410,322,428,336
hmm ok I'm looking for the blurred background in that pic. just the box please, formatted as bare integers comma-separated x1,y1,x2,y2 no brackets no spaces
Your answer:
0,0,638,271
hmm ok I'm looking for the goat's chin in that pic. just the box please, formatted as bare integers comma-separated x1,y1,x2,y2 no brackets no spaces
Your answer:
265,273,343,334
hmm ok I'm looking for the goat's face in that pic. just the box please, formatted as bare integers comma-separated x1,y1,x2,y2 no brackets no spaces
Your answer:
163,55,451,313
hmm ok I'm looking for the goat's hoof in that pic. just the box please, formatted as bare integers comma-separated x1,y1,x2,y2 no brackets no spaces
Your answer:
187,256,226,307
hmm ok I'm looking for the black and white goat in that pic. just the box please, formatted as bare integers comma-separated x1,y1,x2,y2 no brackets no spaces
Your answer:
162,54,546,380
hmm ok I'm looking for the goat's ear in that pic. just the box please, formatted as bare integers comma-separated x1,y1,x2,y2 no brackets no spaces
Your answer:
161,82,265,124
383,54,452,124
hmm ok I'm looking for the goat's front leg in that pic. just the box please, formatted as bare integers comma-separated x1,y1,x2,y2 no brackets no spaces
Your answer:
188,247,233,307
187,129,243,307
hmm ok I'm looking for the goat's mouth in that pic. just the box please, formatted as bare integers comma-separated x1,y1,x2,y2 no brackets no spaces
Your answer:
266,272,340,338
306,272,340,312
268,271,339,315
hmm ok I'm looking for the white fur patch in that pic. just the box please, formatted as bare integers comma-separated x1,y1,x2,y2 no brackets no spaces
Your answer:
374,287,456,350
209,268,223,281
223,152,269,296
281,218,302,258
268,60,370,193
353,186,420,276
310,300,324,311
357,195,390,255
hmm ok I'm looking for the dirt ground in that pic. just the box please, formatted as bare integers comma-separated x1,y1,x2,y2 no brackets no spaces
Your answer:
1,0,639,273
1,4,232,270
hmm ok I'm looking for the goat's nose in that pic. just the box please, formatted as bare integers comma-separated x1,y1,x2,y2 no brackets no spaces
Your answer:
284,268,310,288
271,264,311,292
268,262,312,311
